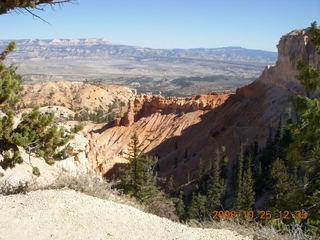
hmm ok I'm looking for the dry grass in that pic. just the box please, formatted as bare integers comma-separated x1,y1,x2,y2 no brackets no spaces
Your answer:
145,197,179,221
186,218,317,240
0,180,29,195
46,174,179,221
0,172,176,220
35,173,145,211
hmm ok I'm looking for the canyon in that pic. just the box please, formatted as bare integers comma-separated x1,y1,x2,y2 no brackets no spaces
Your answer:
6,28,319,191
84,28,319,188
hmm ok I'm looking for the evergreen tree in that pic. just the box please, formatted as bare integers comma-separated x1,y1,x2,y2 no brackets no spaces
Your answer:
206,149,225,211
233,143,244,210
167,175,175,195
0,44,81,169
270,158,300,210
187,192,208,221
234,144,255,211
283,22,320,234
238,168,255,211
286,22,320,166
175,191,186,220
0,43,21,108
118,133,160,203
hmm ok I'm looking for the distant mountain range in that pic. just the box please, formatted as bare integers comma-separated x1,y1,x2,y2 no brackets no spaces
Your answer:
0,39,276,63
0,39,277,95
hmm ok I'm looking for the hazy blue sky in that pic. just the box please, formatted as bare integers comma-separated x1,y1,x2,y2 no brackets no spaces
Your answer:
0,0,319,51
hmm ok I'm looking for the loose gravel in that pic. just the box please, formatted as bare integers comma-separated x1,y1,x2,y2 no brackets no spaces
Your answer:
0,189,252,240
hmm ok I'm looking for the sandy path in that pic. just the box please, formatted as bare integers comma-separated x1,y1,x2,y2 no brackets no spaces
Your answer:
0,189,251,240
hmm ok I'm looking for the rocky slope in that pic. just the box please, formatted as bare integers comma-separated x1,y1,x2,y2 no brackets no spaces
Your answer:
116,92,230,127
86,29,319,187
0,189,252,240
19,81,136,113
86,92,230,175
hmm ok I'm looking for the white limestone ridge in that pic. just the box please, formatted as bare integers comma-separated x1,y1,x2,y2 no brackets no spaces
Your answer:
14,38,113,46
257,29,320,90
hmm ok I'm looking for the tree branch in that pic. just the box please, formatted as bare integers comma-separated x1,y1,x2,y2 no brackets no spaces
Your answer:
25,8,50,24
0,0,74,16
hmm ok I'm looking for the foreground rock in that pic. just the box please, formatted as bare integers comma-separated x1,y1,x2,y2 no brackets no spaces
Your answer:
0,189,251,240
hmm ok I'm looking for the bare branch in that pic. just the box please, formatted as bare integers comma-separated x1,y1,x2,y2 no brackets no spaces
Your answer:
25,8,50,24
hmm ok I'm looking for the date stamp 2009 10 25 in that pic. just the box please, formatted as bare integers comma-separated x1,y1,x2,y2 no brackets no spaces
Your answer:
211,210,308,220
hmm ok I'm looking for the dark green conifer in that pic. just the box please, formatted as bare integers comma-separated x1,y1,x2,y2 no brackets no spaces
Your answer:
167,175,175,195
187,192,207,221
175,191,186,219
0,43,79,169
270,158,299,210
282,22,320,234
238,168,255,211
234,143,255,211
118,133,160,203
206,149,225,211
233,143,244,210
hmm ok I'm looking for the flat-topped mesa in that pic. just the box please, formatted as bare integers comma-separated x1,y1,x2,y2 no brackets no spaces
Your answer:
237,28,320,97
115,92,231,127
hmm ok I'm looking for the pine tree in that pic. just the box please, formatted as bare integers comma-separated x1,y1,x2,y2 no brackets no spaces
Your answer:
0,43,22,108
283,22,320,234
167,175,175,195
206,149,225,211
233,143,244,210
286,22,320,166
238,168,255,211
175,191,186,220
118,133,160,203
234,144,255,211
0,44,80,169
270,158,299,210
187,192,208,221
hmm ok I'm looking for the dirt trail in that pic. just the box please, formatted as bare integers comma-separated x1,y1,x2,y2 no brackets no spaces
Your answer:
0,189,252,240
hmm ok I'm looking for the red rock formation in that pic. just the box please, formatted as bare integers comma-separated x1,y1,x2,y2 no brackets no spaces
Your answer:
86,29,319,188
86,92,230,174
150,29,320,187
117,92,230,127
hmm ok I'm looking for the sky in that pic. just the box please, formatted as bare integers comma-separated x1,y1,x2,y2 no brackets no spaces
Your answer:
0,0,319,51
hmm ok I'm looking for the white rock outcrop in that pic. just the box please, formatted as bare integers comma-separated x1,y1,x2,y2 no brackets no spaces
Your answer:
0,124,90,188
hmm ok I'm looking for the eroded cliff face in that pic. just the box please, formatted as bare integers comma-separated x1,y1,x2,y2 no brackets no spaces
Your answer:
115,93,230,127
238,29,320,97
86,93,231,175
86,29,319,187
